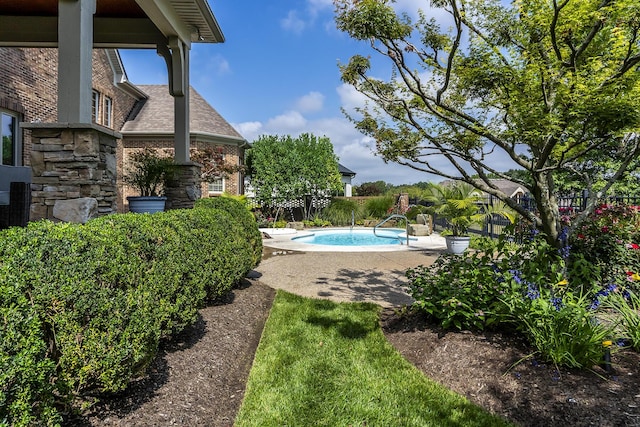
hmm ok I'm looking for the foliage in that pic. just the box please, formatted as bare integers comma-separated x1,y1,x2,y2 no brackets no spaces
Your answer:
0,199,261,425
335,0,640,246
195,197,263,268
190,146,245,183
363,195,395,218
236,291,512,427
406,227,628,368
423,182,515,236
500,275,614,369
568,204,640,289
405,204,428,222
353,180,390,196
319,197,363,226
246,133,343,220
123,148,177,197
601,291,640,352
302,217,332,228
406,249,512,331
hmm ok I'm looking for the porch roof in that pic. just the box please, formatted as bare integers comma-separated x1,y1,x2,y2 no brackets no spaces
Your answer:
0,0,223,48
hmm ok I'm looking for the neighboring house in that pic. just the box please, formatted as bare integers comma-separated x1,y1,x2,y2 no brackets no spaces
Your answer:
0,47,247,218
479,178,528,202
440,178,528,203
338,163,356,197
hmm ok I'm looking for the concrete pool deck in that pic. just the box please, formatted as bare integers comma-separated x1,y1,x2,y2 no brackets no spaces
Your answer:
247,228,448,308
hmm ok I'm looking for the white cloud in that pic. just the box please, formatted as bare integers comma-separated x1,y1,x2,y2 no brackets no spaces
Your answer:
336,83,368,112
266,110,308,131
281,10,307,34
232,121,263,141
295,91,325,113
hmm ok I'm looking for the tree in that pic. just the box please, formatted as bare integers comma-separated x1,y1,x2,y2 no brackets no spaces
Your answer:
335,0,640,246
190,146,244,184
246,133,343,220
354,180,390,196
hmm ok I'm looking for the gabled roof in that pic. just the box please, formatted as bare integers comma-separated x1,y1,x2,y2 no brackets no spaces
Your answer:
121,84,245,144
482,178,527,199
338,163,356,177
440,178,527,199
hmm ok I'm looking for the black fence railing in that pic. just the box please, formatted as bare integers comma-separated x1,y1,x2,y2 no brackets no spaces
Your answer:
429,193,640,240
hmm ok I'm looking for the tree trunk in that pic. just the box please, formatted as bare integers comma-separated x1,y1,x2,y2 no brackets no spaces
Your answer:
531,171,561,247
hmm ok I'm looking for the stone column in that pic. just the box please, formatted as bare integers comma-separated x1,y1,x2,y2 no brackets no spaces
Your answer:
164,162,202,210
24,123,119,221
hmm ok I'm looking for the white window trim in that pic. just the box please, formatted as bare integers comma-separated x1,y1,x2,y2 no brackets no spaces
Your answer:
103,96,113,128
92,90,101,124
208,177,225,194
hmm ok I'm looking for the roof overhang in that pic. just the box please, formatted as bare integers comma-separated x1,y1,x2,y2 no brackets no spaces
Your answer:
121,131,247,146
0,0,224,48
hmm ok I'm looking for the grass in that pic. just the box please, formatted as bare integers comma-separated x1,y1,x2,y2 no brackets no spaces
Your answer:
235,291,514,427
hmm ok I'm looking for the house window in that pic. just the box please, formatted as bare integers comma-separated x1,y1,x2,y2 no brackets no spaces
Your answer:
103,96,113,128
91,90,100,124
208,177,224,194
0,111,19,165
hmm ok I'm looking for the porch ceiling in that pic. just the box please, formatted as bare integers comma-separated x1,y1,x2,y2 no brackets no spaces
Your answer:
0,0,224,48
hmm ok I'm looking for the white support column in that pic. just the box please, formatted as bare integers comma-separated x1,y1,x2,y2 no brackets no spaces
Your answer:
58,0,95,123
169,37,190,163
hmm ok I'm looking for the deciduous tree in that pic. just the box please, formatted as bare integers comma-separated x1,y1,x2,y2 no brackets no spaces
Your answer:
335,0,640,245
246,134,343,220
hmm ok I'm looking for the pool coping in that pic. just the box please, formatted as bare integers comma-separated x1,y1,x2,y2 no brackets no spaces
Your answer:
259,226,448,253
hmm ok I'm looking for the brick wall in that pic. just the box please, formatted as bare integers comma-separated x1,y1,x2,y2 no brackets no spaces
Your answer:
0,48,139,166
119,139,244,212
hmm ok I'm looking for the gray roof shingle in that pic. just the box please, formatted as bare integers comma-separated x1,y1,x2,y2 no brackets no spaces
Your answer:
121,84,245,142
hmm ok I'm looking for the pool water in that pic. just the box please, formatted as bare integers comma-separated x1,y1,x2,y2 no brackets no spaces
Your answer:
292,229,411,246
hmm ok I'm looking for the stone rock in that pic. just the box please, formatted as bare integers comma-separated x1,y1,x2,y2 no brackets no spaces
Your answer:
408,224,431,236
53,197,98,224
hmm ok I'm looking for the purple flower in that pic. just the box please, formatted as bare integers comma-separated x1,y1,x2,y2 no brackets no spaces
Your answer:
551,297,563,311
526,282,539,300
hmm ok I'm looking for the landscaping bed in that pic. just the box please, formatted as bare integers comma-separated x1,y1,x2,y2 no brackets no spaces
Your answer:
66,280,639,427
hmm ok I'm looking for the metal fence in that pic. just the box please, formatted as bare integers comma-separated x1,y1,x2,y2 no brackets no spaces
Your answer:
430,193,640,240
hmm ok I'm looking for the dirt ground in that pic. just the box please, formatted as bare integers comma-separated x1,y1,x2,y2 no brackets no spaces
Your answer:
65,249,640,427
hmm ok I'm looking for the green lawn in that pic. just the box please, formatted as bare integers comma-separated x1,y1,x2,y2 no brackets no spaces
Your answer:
235,291,513,427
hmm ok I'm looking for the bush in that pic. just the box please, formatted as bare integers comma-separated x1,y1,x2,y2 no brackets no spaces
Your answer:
569,204,640,290
364,196,394,218
195,197,263,268
0,201,262,425
406,237,514,330
407,231,619,368
320,198,362,226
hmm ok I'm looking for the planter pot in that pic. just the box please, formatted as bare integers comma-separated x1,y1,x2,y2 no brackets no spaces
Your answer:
445,235,471,254
127,196,167,214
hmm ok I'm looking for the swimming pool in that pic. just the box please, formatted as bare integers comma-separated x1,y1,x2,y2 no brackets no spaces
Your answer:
259,227,447,253
292,228,412,246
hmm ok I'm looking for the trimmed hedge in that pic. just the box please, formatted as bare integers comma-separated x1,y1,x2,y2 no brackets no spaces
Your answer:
0,199,261,426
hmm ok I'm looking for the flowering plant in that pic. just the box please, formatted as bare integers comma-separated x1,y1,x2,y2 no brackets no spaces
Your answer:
569,203,640,289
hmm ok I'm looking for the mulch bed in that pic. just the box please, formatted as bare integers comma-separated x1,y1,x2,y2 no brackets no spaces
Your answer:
66,280,640,427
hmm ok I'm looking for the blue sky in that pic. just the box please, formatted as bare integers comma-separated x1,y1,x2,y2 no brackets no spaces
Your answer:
119,0,444,186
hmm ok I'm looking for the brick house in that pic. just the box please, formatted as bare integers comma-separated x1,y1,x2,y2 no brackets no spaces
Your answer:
0,47,247,219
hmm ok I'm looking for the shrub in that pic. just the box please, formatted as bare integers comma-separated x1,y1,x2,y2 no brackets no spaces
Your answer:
407,230,617,368
0,201,262,425
0,227,60,426
569,204,640,289
406,237,514,330
364,196,394,218
320,198,361,226
195,197,263,268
